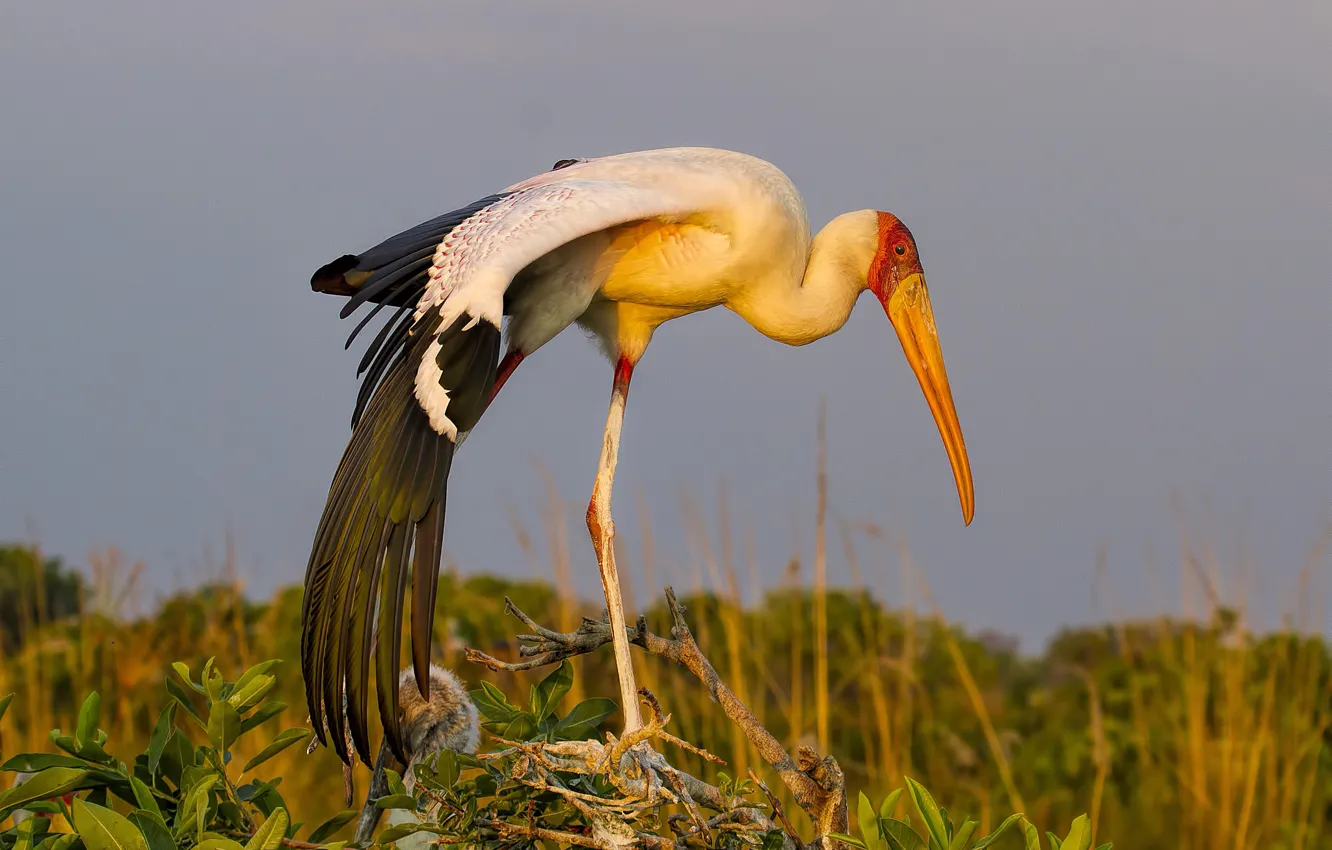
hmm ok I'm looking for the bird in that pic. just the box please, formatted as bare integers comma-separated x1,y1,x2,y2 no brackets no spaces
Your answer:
352,665,479,847
300,146,975,767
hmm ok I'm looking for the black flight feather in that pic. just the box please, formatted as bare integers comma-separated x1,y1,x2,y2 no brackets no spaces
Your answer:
304,193,519,764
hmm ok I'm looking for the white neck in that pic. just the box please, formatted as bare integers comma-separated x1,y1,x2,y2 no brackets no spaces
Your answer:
728,210,880,346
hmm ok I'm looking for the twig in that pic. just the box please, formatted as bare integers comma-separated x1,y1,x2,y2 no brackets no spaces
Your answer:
751,768,806,849
352,738,396,846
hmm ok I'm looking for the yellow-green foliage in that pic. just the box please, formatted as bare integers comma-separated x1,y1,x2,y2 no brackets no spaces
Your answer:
1,542,1328,849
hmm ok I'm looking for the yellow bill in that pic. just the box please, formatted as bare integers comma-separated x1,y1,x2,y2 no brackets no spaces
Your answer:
883,272,975,525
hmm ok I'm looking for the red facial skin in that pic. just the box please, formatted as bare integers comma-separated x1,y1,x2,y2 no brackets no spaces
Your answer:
866,212,925,302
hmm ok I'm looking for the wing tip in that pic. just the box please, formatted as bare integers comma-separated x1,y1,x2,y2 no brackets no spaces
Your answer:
312,254,360,295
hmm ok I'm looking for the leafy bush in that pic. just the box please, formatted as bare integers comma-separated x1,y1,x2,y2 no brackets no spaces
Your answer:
1,659,1106,849
831,783,1110,850
0,659,332,850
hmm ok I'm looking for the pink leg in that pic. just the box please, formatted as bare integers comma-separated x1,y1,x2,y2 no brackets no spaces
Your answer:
586,356,642,733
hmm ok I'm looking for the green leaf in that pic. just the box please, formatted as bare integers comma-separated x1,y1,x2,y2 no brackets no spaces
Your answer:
128,778,161,822
1048,834,1062,850
158,730,195,788
947,820,976,850
194,840,245,850
0,693,14,723
374,794,418,810
204,673,225,705
434,750,459,790
245,808,289,850
879,789,904,821
147,703,177,779
15,813,50,850
554,698,618,738
173,776,218,841
207,701,242,754
826,834,869,850
226,675,275,713
75,693,101,751
47,835,80,850
172,663,201,693
858,792,887,850
904,778,948,850
194,789,213,843
881,819,926,850
530,660,573,719
77,740,114,765
470,682,518,723
498,713,537,741
165,678,204,729
23,801,65,815
215,801,247,831
1094,844,1113,850
128,811,175,850
472,771,497,798
972,814,1026,849
245,779,288,818
231,661,281,700
241,729,310,773
0,769,92,820
305,809,357,845
2,754,90,772
1022,819,1041,850
48,731,78,757
71,799,150,850
1062,816,1092,850
239,702,286,734
201,658,222,702
180,765,208,798
414,750,460,796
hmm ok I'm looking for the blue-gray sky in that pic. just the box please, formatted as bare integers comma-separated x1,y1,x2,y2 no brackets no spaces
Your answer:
2,0,1329,647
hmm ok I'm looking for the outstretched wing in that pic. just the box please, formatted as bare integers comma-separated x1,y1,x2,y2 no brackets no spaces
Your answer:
302,160,718,765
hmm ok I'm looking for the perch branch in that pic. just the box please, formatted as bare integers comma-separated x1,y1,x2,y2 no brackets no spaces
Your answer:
467,585,850,845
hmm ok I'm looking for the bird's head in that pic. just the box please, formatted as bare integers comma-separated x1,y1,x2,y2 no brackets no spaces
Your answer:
866,212,974,526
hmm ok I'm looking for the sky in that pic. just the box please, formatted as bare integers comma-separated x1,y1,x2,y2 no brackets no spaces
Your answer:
1,0,1329,649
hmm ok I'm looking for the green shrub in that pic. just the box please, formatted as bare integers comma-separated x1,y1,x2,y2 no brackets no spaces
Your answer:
1,659,1105,849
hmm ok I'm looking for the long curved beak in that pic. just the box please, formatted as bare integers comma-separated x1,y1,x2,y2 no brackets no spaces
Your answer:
882,273,975,525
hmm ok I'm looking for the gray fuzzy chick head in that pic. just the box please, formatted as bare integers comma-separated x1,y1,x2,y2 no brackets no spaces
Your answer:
398,665,480,765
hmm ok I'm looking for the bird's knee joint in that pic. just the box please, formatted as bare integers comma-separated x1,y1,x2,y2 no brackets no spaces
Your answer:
585,497,613,541
585,498,601,538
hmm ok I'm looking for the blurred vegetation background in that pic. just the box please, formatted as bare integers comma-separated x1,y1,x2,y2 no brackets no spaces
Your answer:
2,515,1329,849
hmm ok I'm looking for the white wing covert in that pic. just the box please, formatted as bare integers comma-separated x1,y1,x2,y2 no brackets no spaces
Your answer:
410,178,702,435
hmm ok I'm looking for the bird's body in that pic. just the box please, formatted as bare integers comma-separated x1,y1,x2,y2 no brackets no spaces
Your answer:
490,148,875,369
302,147,974,766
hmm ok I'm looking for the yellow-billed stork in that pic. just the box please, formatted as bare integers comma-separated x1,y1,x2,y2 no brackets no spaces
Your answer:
302,147,974,765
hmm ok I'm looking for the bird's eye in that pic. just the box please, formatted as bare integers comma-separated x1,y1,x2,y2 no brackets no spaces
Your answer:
894,244,906,255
